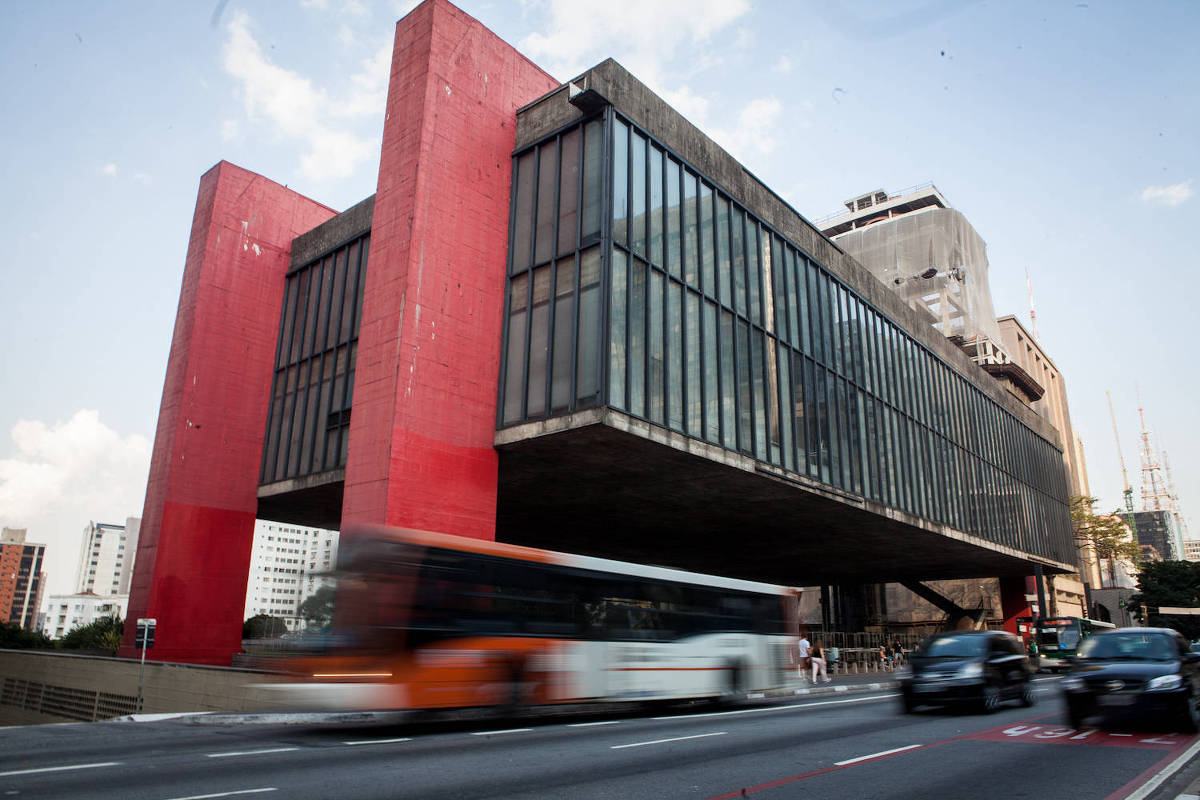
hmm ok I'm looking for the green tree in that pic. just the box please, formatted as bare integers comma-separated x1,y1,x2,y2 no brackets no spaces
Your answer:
1129,560,1200,640
298,586,335,630
242,614,288,639
59,616,123,652
1071,495,1141,585
0,623,52,649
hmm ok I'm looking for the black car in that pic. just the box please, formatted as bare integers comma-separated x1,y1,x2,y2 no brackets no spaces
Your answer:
1061,627,1200,732
899,630,1036,714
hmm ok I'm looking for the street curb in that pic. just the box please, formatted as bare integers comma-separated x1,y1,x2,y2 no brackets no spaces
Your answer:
115,680,900,725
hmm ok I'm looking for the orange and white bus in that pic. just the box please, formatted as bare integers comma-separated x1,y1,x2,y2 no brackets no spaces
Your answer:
274,526,800,711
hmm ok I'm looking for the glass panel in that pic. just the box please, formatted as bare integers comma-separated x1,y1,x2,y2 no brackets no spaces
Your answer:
325,248,348,351
683,171,698,286
666,158,682,278
806,261,822,363
720,309,736,449
503,274,529,424
700,182,715,297
649,145,664,267
751,327,766,457
716,195,730,307
629,258,647,417
686,290,701,435
534,142,558,265
649,269,665,425
512,151,535,272
798,256,811,356
815,365,830,484
731,208,746,317
557,127,580,256
612,119,629,247
703,300,719,444
277,275,297,369
668,281,683,431
582,119,603,242
551,256,575,411
778,343,793,471
737,319,752,453
351,238,366,338
609,249,627,410
631,132,647,258
577,247,602,403
747,222,761,326
526,265,551,416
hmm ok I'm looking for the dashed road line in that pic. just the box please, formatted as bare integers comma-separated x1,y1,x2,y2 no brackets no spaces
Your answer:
568,720,623,727
206,748,299,759
343,737,412,746
835,744,923,766
611,731,727,749
0,761,121,777
653,692,896,721
470,728,533,736
161,789,277,800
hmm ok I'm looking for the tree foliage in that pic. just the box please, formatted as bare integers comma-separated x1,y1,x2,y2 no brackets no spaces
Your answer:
59,616,123,652
0,623,52,649
1129,560,1200,640
298,586,334,630
1071,495,1141,582
243,614,288,639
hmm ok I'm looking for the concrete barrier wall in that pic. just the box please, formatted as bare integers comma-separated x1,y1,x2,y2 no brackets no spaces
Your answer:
0,649,286,726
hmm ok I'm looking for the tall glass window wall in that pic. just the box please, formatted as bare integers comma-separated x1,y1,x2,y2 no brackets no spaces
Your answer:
261,233,367,484
499,112,1073,564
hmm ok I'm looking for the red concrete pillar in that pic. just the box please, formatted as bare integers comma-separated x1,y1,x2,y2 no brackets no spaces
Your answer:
340,0,559,537
120,163,335,665
998,576,1033,636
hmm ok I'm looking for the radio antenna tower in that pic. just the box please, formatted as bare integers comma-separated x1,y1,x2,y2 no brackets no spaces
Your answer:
1026,268,1040,341
1137,392,1171,512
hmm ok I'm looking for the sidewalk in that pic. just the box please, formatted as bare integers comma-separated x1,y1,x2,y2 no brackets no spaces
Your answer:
768,669,900,701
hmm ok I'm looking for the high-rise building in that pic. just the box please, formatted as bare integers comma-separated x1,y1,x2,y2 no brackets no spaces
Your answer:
243,520,338,630
41,593,128,640
0,528,47,631
1183,539,1200,562
1124,510,1184,562
74,518,140,596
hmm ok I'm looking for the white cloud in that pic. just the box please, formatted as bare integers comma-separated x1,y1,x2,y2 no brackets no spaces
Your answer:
101,163,118,177
519,0,750,90
709,96,783,162
332,40,393,118
773,55,793,75
220,119,239,142
0,410,151,596
1140,180,1193,207
132,172,152,185
222,11,379,181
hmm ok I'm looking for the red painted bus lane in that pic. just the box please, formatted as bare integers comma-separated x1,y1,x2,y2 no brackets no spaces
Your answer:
965,723,1192,750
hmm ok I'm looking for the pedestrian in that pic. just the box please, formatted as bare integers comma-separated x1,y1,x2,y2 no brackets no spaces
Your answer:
798,631,812,680
811,640,831,683
891,639,905,666
878,644,891,669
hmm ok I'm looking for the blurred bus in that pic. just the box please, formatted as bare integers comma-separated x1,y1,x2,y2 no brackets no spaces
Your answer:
1035,616,1116,671
276,526,799,711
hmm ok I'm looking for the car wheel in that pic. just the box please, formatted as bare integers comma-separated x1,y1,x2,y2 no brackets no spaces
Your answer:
1180,691,1200,734
1066,701,1085,730
980,684,1001,714
1019,681,1035,708
901,691,917,714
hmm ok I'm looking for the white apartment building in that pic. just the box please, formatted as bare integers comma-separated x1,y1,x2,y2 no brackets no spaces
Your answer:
75,518,140,596
42,593,128,639
1184,539,1200,562
243,520,339,630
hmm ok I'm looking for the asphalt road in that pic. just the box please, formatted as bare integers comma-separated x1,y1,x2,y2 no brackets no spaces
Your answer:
2,678,1197,799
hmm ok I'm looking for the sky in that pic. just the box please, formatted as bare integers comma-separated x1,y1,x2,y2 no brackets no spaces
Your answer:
2,0,1197,598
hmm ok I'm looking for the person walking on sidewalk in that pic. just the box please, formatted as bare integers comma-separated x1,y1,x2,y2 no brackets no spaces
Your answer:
810,640,831,683
797,632,812,680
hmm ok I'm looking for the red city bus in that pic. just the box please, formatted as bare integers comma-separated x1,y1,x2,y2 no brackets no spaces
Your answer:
270,526,800,711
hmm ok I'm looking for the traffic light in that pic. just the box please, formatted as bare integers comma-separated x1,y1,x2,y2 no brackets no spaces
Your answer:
136,618,156,650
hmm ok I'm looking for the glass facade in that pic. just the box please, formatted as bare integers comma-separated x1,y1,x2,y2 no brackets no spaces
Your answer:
499,112,1073,564
261,233,367,484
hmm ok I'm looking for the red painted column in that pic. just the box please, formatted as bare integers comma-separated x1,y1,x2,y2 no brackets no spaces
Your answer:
341,0,559,537
999,576,1033,636
120,163,335,664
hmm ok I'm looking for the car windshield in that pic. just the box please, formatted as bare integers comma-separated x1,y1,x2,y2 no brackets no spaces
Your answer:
1077,632,1176,661
915,635,988,658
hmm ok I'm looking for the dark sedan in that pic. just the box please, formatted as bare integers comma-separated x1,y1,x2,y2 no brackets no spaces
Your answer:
1061,627,1200,732
899,630,1036,714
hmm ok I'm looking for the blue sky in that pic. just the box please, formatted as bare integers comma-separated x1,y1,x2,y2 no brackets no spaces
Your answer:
2,0,1197,596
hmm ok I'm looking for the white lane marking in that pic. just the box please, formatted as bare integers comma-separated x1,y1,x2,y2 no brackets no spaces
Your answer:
470,728,533,736
0,761,121,777
835,744,923,766
343,737,412,746
162,789,277,800
1124,735,1200,800
611,731,727,750
1111,733,1133,737
568,720,623,727
653,693,898,721
205,748,299,758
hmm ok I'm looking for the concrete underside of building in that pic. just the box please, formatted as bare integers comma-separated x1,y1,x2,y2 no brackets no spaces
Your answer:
121,0,1075,666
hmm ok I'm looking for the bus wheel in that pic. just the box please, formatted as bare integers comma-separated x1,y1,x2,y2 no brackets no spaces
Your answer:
723,662,747,705
502,659,526,711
